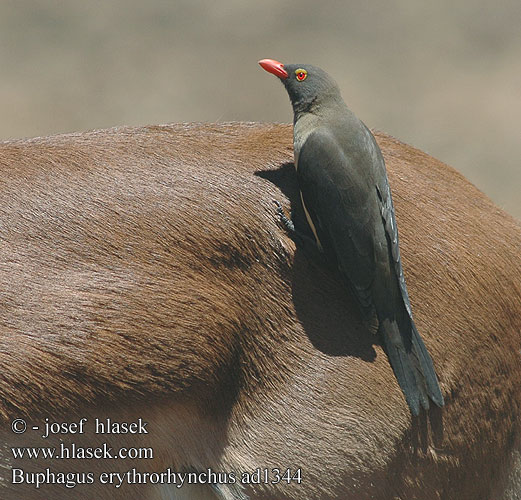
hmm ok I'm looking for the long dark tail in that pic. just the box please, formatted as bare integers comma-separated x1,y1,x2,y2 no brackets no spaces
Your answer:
380,318,444,416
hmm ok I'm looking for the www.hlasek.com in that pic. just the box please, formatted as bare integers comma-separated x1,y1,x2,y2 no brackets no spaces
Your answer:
12,468,303,490
12,442,153,460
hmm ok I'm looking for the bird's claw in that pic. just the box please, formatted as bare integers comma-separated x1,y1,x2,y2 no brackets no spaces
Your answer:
273,200,295,233
273,199,283,211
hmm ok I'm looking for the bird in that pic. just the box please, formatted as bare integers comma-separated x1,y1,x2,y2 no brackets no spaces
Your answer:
258,58,444,416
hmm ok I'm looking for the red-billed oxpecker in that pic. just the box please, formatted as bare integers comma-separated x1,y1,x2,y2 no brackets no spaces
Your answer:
258,58,444,416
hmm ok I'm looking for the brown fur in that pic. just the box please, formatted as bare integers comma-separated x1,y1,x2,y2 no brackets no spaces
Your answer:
0,122,520,499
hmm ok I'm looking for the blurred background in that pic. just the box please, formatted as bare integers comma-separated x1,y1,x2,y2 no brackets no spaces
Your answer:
0,1,519,217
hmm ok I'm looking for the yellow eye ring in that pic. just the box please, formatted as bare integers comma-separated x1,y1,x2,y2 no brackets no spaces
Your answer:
295,69,307,81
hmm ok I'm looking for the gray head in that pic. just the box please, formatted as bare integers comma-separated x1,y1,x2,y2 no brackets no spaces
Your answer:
259,59,342,115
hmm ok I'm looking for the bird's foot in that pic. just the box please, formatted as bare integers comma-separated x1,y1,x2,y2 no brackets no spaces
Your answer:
274,200,295,234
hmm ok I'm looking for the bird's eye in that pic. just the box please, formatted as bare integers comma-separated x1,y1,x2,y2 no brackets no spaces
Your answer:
295,69,307,81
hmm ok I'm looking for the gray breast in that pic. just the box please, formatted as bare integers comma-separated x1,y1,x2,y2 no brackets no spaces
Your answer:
293,113,322,169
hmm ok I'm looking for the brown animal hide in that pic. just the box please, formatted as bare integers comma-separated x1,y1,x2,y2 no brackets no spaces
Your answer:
0,122,520,499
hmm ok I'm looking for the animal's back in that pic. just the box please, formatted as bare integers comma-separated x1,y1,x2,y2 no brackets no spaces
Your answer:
0,122,519,499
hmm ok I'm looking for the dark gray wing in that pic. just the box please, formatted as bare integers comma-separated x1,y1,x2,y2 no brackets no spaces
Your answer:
297,127,444,412
296,128,380,320
374,167,414,318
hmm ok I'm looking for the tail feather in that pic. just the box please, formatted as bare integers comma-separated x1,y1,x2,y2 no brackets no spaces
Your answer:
380,319,444,416
410,322,444,407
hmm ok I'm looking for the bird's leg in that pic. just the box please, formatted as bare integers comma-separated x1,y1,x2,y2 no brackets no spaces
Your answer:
274,201,329,269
